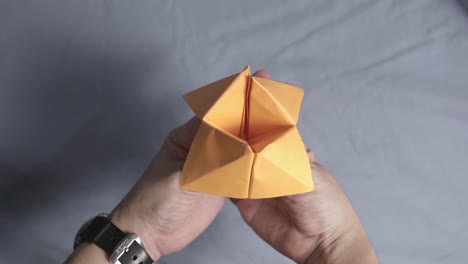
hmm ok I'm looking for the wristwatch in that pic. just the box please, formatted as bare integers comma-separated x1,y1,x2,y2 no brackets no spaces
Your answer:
74,214,154,264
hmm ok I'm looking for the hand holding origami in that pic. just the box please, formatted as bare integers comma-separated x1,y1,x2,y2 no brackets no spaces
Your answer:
67,69,377,264
180,66,314,198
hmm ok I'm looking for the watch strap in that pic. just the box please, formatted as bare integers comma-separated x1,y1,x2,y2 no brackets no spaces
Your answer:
76,215,154,263
94,218,127,255
80,216,127,255
117,240,153,264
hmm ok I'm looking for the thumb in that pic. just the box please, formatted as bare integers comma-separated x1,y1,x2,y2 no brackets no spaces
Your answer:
161,117,201,160
252,69,270,79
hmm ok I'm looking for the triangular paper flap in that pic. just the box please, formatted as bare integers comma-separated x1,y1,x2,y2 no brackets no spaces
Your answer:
249,156,312,198
248,78,296,138
183,73,238,120
251,77,303,124
180,154,254,198
256,127,313,189
183,67,250,137
180,121,252,187
248,126,293,153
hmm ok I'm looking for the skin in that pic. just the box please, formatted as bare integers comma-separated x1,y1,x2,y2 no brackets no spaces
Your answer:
66,70,378,264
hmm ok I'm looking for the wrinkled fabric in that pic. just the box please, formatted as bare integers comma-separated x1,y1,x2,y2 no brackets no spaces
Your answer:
1,1,467,263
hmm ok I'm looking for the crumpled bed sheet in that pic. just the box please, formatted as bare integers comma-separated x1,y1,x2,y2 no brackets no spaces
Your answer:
1,1,467,263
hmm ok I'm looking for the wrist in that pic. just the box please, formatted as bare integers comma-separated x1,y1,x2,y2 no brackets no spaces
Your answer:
109,206,162,262
305,227,378,264
66,243,109,264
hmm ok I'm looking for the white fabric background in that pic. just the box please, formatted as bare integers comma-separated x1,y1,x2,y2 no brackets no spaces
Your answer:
1,1,468,263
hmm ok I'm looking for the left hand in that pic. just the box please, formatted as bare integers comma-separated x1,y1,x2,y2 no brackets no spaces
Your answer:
109,117,225,261
109,69,272,260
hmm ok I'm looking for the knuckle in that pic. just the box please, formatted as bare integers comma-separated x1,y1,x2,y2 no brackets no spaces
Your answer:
309,160,324,170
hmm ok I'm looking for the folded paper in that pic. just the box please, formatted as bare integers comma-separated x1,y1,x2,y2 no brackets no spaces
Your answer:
179,66,314,198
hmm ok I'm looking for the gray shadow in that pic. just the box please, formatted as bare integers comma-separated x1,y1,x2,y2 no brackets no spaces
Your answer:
0,30,183,221
459,0,468,14
460,0,468,9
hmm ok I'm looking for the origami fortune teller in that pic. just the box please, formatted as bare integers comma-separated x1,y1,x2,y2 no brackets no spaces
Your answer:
179,66,314,198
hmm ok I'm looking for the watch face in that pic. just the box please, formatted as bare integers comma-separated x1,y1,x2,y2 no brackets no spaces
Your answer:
73,213,108,249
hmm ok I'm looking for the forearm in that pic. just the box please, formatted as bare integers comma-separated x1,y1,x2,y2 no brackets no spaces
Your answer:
65,243,109,264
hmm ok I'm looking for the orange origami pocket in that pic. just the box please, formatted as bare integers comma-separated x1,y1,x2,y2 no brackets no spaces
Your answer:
179,66,314,198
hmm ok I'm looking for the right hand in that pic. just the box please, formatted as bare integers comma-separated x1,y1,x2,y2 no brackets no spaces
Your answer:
232,71,378,264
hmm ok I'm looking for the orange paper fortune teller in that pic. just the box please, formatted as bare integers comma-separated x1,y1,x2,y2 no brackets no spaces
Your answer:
179,66,314,198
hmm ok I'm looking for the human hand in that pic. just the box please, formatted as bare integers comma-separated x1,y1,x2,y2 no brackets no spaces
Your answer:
108,117,222,261
109,70,270,261
232,70,378,264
